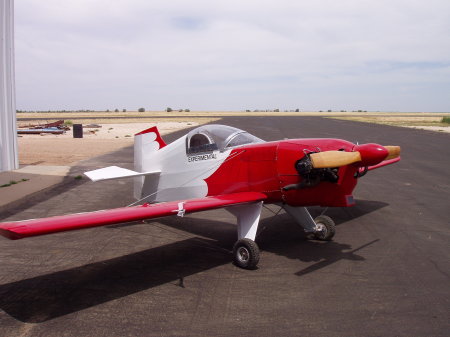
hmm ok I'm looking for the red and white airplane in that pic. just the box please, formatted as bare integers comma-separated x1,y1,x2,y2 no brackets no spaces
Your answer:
0,124,400,269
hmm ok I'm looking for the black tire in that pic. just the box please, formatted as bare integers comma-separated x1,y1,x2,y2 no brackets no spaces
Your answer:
232,238,260,269
313,215,336,241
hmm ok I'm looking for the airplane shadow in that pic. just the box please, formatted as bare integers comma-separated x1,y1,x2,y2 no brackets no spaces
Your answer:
0,199,386,323
159,199,386,276
157,199,388,243
0,125,217,323
0,238,229,323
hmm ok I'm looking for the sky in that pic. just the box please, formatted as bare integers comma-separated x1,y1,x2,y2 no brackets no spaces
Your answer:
13,0,450,112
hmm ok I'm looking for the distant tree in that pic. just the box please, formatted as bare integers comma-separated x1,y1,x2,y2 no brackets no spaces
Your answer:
184,109,190,112
122,109,127,112
245,110,250,112
106,109,110,112
295,108,300,112
138,107,145,112
166,107,172,112
114,108,119,112
178,109,183,112
274,109,279,112
327,109,332,112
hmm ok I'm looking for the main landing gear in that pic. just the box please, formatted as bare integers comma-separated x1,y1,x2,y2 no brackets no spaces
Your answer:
228,203,336,270
230,212,336,269
227,201,263,270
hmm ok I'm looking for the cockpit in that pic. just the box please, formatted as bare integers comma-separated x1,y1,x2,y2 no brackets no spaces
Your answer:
186,124,263,154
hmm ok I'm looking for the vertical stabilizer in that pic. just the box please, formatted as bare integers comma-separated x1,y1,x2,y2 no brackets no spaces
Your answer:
134,126,166,200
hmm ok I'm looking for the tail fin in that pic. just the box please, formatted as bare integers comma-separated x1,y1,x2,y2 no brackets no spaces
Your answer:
135,126,167,150
134,126,166,200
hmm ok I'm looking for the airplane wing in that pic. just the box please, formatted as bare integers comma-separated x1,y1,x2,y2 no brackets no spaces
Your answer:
0,192,267,240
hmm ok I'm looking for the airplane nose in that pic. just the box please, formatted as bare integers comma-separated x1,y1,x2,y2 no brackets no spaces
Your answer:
353,143,388,166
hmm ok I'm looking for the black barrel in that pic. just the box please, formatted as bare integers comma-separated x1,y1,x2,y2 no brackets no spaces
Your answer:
73,124,83,138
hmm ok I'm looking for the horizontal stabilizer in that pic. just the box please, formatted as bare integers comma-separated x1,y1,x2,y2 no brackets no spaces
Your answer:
0,192,267,240
84,166,160,182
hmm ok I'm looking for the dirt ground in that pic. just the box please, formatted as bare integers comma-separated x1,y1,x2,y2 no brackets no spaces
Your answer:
18,121,207,166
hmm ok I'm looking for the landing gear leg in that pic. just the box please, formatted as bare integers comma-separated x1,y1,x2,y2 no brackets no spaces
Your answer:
227,201,263,270
283,205,336,241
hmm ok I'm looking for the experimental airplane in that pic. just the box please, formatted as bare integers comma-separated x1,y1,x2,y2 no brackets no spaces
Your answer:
0,124,400,269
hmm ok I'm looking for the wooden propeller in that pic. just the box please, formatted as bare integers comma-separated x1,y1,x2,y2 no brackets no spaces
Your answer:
384,146,401,160
309,145,401,169
309,151,362,168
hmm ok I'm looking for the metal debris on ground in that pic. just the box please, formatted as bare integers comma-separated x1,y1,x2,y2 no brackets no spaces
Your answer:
17,120,69,135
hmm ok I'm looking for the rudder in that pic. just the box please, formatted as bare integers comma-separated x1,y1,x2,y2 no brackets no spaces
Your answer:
134,126,166,200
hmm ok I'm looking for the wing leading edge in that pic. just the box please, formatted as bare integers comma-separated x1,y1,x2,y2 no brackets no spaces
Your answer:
0,192,267,240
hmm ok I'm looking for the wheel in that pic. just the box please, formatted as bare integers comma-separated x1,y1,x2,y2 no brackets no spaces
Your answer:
313,215,336,241
232,238,260,269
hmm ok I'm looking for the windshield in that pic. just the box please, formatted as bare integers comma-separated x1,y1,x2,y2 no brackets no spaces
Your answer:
186,124,263,153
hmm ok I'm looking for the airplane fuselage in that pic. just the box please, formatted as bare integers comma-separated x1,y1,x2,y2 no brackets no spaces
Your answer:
205,139,358,207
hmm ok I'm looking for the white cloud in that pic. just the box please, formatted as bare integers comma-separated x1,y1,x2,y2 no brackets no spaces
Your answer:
14,0,450,111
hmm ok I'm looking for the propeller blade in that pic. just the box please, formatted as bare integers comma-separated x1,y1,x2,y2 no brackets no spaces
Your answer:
310,151,362,169
384,146,401,160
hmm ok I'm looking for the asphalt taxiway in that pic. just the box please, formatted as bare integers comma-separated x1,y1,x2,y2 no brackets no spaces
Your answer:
0,116,449,337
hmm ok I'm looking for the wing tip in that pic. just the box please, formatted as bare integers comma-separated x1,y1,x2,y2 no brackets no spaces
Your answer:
0,227,23,240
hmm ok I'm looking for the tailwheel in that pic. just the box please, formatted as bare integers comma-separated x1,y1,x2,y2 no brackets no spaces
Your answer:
233,238,260,269
313,215,336,241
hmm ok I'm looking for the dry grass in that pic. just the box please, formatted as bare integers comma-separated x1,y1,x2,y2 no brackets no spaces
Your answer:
329,116,446,126
330,116,444,126
17,110,449,121
329,115,450,133
18,117,218,127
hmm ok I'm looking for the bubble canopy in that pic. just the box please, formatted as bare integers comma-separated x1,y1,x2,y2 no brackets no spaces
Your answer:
186,124,263,154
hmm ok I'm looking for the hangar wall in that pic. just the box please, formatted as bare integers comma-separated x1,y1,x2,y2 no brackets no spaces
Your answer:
0,0,18,172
